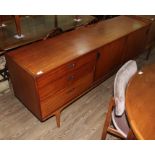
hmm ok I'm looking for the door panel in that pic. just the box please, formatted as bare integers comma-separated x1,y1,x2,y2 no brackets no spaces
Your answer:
124,26,149,62
95,37,126,81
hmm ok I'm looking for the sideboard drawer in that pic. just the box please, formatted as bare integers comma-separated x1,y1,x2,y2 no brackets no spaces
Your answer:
38,61,95,101
40,68,94,118
37,51,96,87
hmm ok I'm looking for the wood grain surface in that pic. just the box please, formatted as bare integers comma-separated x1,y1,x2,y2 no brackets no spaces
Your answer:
1,48,155,139
6,16,148,76
126,63,155,140
5,15,150,126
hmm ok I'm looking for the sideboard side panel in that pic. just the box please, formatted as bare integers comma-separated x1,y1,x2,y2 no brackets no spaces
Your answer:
5,55,42,120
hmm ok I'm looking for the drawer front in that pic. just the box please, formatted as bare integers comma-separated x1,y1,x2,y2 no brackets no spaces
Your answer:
40,69,94,118
37,51,96,87
38,61,95,101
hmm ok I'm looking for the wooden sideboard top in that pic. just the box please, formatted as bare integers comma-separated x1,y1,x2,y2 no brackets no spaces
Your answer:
6,16,148,77
137,15,155,21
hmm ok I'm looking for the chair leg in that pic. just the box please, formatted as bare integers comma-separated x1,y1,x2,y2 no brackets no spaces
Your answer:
55,110,61,128
101,98,115,140
127,129,136,140
107,127,126,139
101,120,109,140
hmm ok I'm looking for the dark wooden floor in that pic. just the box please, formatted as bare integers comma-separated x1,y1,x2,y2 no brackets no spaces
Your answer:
0,48,155,139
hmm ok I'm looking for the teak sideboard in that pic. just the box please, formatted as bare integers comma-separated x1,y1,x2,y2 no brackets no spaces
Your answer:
5,16,151,127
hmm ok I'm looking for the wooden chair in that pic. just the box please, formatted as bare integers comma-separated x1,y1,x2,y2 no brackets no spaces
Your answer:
101,60,137,140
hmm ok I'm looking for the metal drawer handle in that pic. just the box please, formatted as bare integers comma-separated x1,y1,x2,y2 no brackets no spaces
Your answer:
68,63,75,69
96,52,100,60
67,75,75,81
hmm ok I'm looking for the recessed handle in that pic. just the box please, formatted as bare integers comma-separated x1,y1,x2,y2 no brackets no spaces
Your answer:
68,63,75,69
96,52,100,60
67,75,75,81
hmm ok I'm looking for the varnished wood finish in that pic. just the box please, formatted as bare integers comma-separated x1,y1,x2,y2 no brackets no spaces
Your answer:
37,63,94,101
5,56,42,120
95,37,126,81
129,15,155,60
40,62,95,119
107,127,125,139
134,16,155,46
126,64,155,140
6,50,96,125
36,51,96,89
55,110,61,128
5,16,150,126
7,16,148,75
123,26,149,62
14,15,22,36
1,49,155,140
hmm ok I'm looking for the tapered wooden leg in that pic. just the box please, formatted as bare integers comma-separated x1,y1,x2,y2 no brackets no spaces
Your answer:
127,129,136,140
101,113,110,140
101,98,115,140
14,15,22,36
101,124,108,139
55,111,61,128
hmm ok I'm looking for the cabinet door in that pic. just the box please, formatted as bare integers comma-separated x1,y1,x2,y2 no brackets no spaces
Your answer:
95,37,126,81
124,26,149,62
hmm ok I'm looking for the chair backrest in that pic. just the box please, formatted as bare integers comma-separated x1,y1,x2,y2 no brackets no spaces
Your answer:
114,60,137,116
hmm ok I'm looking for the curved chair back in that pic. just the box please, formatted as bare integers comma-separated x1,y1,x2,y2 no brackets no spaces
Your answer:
114,60,137,116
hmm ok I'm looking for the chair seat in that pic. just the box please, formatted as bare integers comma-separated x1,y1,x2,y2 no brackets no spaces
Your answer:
112,110,130,138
